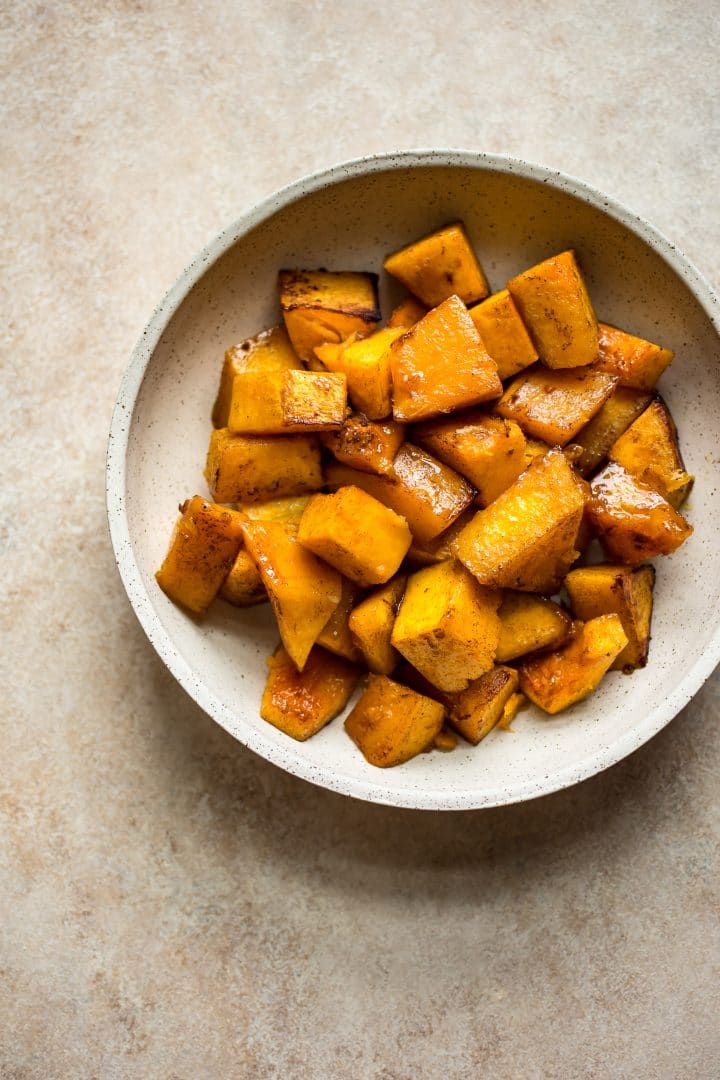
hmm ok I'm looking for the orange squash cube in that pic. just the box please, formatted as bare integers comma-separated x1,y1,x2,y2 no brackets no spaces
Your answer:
386,296,428,328
278,269,380,362
414,412,526,507
156,496,245,614
344,675,445,767
320,414,405,475
383,222,489,307
587,461,692,563
390,295,502,422
315,577,363,663
445,666,519,744
320,327,405,419
405,509,476,567
565,564,655,671
219,548,266,607
261,645,361,741
212,325,302,428
205,429,322,503
468,288,538,379
496,591,572,662
348,574,407,674
495,365,618,445
608,399,693,507
507,250,599,368
571,387,653,476
594,322,674,389
227,369,346,434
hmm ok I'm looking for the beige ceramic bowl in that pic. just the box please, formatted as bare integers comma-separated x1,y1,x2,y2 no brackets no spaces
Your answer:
107,151,720,809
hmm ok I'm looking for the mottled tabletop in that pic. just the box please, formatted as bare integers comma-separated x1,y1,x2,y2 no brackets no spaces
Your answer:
2,3,719,1077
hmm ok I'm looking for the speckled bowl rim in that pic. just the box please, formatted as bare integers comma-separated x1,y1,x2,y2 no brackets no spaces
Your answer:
107,149,720,810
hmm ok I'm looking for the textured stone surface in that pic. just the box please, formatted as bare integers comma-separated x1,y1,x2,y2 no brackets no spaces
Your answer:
2,2,719,1076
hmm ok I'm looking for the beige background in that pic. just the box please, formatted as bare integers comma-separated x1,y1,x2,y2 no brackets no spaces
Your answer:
2,2,719,1077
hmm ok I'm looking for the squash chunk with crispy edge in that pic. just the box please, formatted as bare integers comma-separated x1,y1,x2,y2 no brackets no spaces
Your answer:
390,560,500,693
496,592,572,662
608,399,694,508
386,297,428,329
324,444,475,546
348,575,407,675
316,577,364,663
320,414,405,475
205,428,322,503
390,296,502,422
316,327,404,420
344,675,445,767
298,486,412,587
468,289,538,379
446,666,519,744
588,461,692,563
261,645,361,741
572,387,653,476
414,412,526,507
451,449,586,592
227,370,346,435
565,564,655,672
594,322,674,390
495,365,618,445
213,325,302,428
278,270,380,363
241,520,342,671
219,548,266,608
156,496,245,615
519,615,628,714
383,223,489,307
507,250,599,369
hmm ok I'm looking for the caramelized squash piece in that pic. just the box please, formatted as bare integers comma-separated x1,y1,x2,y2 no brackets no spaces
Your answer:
565,564,655,671
495,365,618,445
344,675,445,767
279,269,380,362
261,645,360,741
507,250,599,369
445,666,519,745
205,428,322,503
414,413,526,507
325,444,475,546
496,591,572,662
451,450,586,592
316,577,364,662
298,486,411,587
519,615,628,714
608,399,693,507
348,574,407,675
228,370,346,434
383,222,489,307
468,288,538,379
241,520,342,670
390,295,502,422
594,322,673,389
213,325,302,428
571,387,653,476
316,327,405,419
320,414,405,475
219,548,266,607
156,496,245,615
386,296,428,328
588,462,692,563
391,560,500,693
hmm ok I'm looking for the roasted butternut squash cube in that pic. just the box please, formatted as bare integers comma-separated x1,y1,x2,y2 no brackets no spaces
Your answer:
238,495,312,523
565,564,655,672
344,675,445,767
383,222,489,307
328,328,406,419
279,269,380,363
156,496,245,615
445,666,519,744
496,591,572,662
241,520,342,670
261,645,360,741
594,322,674,389
325,444,475,546
498,692,527,730
227,370,346,435
205,428,322,503
348,574,407,674
298,486,412,587
588,461,692,563
390,296,502,422
391,560,501,693
213,325,302,428
451,450,586,592
468,288,538,379
571,387,653,476
219,548,266,607
386,296,428,328
414,413,526,507
320,414,405,475
608,399,693,507
519,615,628,714
316,577,363,663
406,509,476,566
507,250,599,369
495,365,618,445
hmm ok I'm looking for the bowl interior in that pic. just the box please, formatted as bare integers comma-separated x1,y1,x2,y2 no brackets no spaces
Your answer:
118,158,720,808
